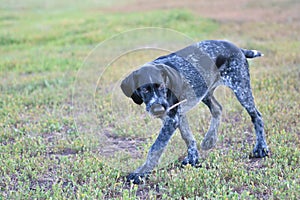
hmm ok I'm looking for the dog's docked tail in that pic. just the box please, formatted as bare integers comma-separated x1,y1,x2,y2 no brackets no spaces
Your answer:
241,49,264,58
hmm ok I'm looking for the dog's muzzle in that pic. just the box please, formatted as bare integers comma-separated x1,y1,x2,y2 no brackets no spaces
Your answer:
150,104,166,117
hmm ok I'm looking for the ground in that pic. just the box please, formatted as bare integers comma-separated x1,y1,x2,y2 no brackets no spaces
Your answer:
106,0,300,23
0,0,299,199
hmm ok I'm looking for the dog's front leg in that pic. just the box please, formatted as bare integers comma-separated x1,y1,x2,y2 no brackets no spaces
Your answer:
127,115,179,184
179,115,199,166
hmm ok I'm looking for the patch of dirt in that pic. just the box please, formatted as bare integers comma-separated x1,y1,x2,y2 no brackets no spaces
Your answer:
54,147,79,156
102,0,300,23
98,131,148,159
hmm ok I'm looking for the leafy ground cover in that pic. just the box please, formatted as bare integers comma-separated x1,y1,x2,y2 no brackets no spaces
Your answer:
0,0,299,199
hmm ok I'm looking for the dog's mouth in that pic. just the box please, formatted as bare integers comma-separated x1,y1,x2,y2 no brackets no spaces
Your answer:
150,104,167,118
149,99,188,118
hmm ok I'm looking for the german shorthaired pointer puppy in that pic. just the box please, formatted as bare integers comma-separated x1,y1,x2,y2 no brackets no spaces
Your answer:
121,40,269,184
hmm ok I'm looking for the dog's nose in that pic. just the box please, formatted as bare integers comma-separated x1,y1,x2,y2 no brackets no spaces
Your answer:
150,104,165,116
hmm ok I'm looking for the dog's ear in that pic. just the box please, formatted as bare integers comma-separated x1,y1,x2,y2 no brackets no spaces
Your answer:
131,91,143,105
158,64,184,101
121,73,136,99
121,71,144,105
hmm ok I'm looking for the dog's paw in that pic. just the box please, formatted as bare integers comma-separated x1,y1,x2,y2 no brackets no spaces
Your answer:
250,143,269,158
181,148,201,167
181,157,201,167
201,134,217,150
126,172,149,184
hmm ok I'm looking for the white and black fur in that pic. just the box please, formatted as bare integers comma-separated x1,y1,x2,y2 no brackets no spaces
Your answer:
121,40,269,184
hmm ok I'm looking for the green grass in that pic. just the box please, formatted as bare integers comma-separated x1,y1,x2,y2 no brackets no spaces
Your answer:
1,1,299,199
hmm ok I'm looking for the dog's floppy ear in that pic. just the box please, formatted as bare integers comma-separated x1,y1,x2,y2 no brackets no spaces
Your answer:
158,64,185,101
120,70,144,105
121,72,142,105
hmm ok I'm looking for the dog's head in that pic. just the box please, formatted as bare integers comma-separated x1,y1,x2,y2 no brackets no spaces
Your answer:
121,64,182,118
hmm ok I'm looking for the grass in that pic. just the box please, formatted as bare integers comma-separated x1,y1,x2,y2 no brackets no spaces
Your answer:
1,1,299,199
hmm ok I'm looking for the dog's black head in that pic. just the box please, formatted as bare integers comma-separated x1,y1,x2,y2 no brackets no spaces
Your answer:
136,83,179,117
121,64,181,118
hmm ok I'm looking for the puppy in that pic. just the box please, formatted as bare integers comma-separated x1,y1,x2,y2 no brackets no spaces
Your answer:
121,40,269,184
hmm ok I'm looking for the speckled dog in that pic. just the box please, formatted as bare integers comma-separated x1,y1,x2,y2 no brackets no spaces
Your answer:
121,40,269,184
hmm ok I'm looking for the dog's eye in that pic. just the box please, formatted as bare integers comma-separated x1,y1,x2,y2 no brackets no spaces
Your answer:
141,88,149,93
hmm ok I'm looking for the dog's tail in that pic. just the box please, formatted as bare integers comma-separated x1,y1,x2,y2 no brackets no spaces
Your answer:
241,49,264,58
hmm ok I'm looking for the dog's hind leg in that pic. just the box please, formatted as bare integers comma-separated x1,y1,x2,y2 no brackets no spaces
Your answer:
201,91,223,150
179,115,199,166
224,59,269,158
127,115,179,184
232,85,269,158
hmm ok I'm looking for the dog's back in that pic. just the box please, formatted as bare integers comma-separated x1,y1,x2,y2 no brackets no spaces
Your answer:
177,40,264,89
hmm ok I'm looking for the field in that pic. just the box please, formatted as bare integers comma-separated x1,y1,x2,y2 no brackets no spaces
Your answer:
1,0,299,199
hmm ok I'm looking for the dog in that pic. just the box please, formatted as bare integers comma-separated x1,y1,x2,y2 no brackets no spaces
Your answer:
121,40,269,184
